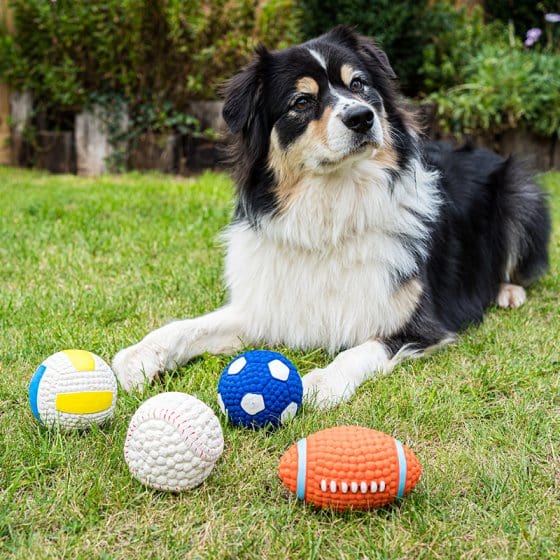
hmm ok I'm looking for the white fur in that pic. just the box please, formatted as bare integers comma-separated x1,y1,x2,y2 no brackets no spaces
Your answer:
308,48,327,70
113,155,441,406
224,157,440,351
302,340,391,409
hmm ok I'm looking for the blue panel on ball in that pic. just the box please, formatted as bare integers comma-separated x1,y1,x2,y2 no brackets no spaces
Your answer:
217,350,303,429
28,364,47,423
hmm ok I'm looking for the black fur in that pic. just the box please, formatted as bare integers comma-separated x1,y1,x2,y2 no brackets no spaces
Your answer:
423,141,550,332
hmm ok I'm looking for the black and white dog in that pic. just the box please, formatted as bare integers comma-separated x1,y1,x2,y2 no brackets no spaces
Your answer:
113,26,550,408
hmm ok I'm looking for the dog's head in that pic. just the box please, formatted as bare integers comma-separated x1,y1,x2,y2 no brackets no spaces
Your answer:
222,26,417,221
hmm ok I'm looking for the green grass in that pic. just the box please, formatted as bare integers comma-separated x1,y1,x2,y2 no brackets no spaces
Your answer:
0,167,559,559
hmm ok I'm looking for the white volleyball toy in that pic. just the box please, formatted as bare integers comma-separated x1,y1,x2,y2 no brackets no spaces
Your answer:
28,349,118,429
124,392,224,492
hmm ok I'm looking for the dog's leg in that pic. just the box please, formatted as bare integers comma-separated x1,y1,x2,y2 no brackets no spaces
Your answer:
112,305,247,391
496,283,527,309
302,339,392,409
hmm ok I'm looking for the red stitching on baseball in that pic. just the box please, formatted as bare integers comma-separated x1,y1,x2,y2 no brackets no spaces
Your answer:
126,405,222,462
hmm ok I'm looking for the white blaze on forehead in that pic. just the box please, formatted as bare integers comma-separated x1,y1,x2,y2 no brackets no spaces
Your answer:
308,48,327,70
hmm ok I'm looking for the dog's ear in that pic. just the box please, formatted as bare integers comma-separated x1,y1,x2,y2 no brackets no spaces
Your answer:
222,45,269,135
356,35,397,81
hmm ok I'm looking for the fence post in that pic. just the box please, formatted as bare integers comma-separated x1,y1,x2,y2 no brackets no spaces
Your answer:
0,0,14,164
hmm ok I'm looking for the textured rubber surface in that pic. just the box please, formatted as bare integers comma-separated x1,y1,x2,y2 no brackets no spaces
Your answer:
278,426,422,510
124,392,224,492
28,350,117,429
217,350,302,428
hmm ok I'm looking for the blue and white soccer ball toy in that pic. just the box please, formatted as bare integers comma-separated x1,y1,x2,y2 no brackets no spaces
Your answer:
217,350,303,428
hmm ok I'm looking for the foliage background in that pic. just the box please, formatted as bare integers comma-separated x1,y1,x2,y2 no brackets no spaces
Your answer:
0,0,559,145
0,0,301,126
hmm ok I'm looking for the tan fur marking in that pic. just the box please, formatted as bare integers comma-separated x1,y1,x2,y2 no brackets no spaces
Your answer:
268,129,297,190
341,64,355,86
268,109,333,213
296,77,319,95
310,106,332,145
399,105,422,136
375,144,400,170
391,279,423,323
372,109,400,171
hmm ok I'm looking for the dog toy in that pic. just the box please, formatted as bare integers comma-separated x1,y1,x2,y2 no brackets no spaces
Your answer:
124,392,224,492
28,349,117,429
217,350,303,428
278,426,422,510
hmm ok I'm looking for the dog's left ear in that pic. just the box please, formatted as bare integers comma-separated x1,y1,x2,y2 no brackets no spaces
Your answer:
356,35,397,81
222,45,269,135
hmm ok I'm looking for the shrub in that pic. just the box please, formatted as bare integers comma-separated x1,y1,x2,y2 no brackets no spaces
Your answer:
164,0,301,99
420,4,508,93
426,44,560,138
0,0,302,115
0,0,145,110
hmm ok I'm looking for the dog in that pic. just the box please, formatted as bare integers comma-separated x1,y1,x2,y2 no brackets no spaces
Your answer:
113,26,550,408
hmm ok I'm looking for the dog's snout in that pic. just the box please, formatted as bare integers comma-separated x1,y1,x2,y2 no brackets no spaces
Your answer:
341,106,374,134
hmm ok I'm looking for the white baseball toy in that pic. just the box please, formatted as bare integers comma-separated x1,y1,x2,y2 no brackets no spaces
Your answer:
124,392,224,492
28,349,118,429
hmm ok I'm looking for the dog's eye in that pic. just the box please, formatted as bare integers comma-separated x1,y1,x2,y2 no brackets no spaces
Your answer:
292,96,311,111
350,78,365,92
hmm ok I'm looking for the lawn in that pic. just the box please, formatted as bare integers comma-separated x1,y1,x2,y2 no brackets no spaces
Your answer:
0,167,559,559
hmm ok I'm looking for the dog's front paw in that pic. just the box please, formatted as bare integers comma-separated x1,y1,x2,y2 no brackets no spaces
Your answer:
302,367,354,410
112,341,167,392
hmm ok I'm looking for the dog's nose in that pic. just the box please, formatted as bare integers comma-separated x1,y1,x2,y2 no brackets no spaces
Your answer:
341,106,374,134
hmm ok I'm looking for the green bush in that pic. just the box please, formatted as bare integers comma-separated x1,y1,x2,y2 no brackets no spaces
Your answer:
164,0,301,99
420,4,508,93
0,0,145,110
0,0,301,115
426,44,560,138
420,3,560,139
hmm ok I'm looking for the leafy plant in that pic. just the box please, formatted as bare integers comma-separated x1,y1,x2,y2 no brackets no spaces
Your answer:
165,0,302,99
1,0,145,110
426,44,560,138
420,4,508,93
86,91,204,172
0,0,302,114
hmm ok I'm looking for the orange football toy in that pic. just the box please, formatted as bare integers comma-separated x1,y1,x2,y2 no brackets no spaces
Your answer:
277,426,422,510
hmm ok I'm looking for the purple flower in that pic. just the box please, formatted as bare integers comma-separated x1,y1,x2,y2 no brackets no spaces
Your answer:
545,13,560,23
524,27,542,46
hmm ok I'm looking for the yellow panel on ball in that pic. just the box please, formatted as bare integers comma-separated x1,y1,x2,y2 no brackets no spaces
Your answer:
55,391,114,414
62,349,96,372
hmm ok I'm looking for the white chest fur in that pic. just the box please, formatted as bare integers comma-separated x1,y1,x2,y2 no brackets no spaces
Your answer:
223,158,440,352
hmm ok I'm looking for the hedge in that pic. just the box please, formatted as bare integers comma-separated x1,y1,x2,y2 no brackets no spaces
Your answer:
1,0,558,144
0,0,301,113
